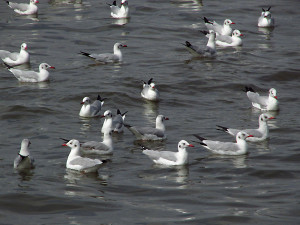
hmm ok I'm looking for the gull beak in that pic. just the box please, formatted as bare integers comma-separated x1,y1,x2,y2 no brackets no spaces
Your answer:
231,22,235,24
269,117,275,120
188,144,195,147
274,96,278,99
247,135,254,138
62,143,67,146
164,117,169,120
49,66,55,69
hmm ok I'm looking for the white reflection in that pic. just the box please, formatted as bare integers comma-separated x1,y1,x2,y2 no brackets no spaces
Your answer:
18,81,50,89
174,0,203,11
112,18,129,26
142,101,159,123
258,27,274,37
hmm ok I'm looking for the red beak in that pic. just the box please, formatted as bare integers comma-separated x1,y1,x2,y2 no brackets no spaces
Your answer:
35,0,39,3
188,144,194,147
269,117,275,120
62,143,67,146
240,34,244,36
101,115,105,118
49,66,55,69
274,96,278,99
231,22,235,24
165,117,169,120
247,135,254,138
81,102,84,104
122,45,127,47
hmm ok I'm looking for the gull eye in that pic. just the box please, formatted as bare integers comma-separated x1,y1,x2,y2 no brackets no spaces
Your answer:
179,145,181,148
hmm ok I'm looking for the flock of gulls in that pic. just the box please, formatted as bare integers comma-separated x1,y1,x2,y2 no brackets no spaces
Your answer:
2,0,278,172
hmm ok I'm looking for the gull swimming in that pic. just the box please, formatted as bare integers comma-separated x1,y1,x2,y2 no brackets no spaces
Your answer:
201,29,243,47
141,78,160,101
14,139,34,169
217,114,275,142
112,109,128,133
5,62,55,82
244,86,279,111
258,7,274,28
80,43,127,63
107,0,129,19
142,140,194,166
62,139,103,173
124,115,169,140
183,30,216,57
193,131,253,155
203,17,235,36
79,94,106,118
6,0,39,15
0,43,30,66
81,131,114,155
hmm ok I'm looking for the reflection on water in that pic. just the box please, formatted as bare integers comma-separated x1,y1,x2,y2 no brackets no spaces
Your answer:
142,100,159,123
15,168,35,181
111,18,129,26
258,27,275,37
17,81,50,89
208,154,248,168
174,0,203,11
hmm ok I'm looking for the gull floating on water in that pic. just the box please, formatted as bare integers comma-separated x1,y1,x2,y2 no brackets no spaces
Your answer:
258,7,274,28
14,139,34,169
217,114,275,142
107,0,129,19
203,17,235,36
112,109,127,133
62,139,103,172
141,140,194,166
81,131,114,155
0,43,30,66
6,0,39,15
79,94,106,118
244,86,279,111
5,62,55,82
124,115,169,140
201,29,243,47
141,78,160,101
193,131,253,155
80,43,127,63
183,30,216,57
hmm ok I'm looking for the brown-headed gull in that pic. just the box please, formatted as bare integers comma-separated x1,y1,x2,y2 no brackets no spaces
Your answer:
80,43,127,63
141,140,194,166
258,7,274,28
101,109,128,133
193,132,253,155
244,86,279,111
14,139,34,169
6,0,39,15
79,94,106,118
62,139,103,173
5,62,55,82
183,30,216,57
0,43,30,66
124,115,169,140
217,114,275,142
201,29,243,47
141,78,160,101
107,0,129,19
203,17,235,36
81,131,114,155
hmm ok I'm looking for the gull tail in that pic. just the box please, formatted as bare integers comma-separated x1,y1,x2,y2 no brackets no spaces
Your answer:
216,125,229,133
193,134,207,146
243,86,255,93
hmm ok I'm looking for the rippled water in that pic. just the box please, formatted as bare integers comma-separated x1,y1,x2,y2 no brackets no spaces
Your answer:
1,0,300,224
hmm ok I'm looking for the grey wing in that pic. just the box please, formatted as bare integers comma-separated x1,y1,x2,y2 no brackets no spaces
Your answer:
206,22,222,34
227,128,240,136
0,50,14,59
247,92,268,106
112,115,123,130
82,141,109,151
141,86,149,97
90,100,102,116
143,150,177,162
9,69,38,82
204,140,239,152
204,46,216,55
137,127,165,138
186,44,204,56
110,5,120,15
9,2,29,11
242,129,263,138
69,157,101,167
13,155,22,168
93,53,116,62
216,35,233,44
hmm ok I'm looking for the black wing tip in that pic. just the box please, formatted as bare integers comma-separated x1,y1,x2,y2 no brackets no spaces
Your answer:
200,30,209,35
79,51,91,57
3,62,13,69
185,41,192,47
117,109,121,114
243,86,255,93
193,134,206,141
59,138,70,143
216,125,228,132
97,94,107,101
6,1,9,5
138,144,148,151
267,6,271,11
123,123,132,128
121,111,128,116
147,78,153,85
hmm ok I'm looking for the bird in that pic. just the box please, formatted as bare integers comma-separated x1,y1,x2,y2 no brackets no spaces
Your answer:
5,62,55,82
193,131,253,155
203,17,235,36
107,0,129,19
6,0,39,15
62,139,103,173
14,139,34,169
201,29,243,47
124,115,169,140
141,78,160,101
79,94,106,118
258,7,274,28
141,140,194,166
183,30,216,57
0,43,30,66
244,86,279,111
80,43,127,63
81,131,114,155
216,114,275,142
112,109,128,133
